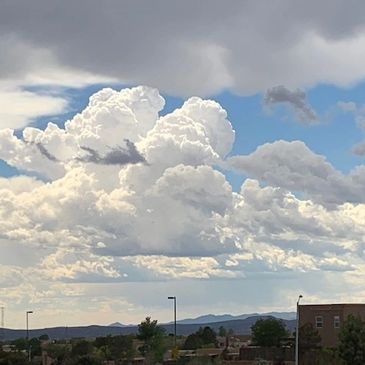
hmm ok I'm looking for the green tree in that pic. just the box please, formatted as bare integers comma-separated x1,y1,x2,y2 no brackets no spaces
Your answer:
218,326,227,337
184,327,217,349
298,322,321,353
71,340,94,357
338,314,365,365
184,333,203,350
39,334,50,341
137,317,166,362
45,343,71,365
11,338,27,351
0,350,27,365
198,327,217,346
94,335,134,360
251,318,288,347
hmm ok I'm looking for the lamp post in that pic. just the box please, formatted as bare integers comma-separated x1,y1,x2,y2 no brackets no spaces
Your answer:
168,296,177,348
26,311,33,362
295,295,303,365
26,311,33,340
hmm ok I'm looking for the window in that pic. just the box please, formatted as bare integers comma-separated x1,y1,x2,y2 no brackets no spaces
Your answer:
334,316,340,328
315,316,323,328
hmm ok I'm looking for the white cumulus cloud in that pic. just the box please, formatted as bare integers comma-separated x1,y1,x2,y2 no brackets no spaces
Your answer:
1,86,365,326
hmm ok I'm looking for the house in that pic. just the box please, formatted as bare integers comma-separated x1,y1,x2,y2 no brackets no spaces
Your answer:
298,303,365,347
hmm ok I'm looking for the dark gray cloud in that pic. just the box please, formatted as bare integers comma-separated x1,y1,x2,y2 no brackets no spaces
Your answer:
78,140,146,166
35,143,59,162
29,139,146,166
264,85,317,124
2,1,365,95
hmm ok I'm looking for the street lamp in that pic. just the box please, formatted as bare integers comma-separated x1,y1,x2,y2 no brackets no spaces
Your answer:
26,311,33,363
295,295,303,365
26,311,33,340
168,296,177,348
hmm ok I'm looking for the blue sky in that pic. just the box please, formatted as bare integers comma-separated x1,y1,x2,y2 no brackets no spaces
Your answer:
3,1,365,329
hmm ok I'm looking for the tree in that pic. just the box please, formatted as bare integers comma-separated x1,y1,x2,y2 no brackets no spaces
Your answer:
184,327,217,349
29,337,42,357
94,334,134,360
0,350,27,365
137,317,166,362
198,327,217,347
71,340,94,357
298,322,321,353
11,338,27,351
184,333,203,350
45,343,71,365
338,314,365,365
218,326,227,337
137,317,163,343
39,334,50,341
251,318,288,347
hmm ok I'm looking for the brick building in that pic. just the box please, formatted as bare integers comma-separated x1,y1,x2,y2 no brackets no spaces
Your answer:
298,303,365,347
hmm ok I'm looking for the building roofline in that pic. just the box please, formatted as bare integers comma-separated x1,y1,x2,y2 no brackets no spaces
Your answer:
299,303,365,306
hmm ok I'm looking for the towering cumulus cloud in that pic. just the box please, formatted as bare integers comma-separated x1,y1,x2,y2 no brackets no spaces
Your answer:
1,86,365,324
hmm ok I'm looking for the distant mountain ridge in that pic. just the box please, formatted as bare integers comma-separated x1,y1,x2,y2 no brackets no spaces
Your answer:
109,322,127,327
2,314,296,341
108,311,296,327
173,312,296,325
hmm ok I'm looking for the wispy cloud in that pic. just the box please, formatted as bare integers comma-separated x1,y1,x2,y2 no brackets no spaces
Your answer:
264,85,317,124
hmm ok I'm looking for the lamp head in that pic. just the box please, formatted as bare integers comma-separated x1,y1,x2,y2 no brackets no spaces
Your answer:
297,295,303,306
168,296,175,300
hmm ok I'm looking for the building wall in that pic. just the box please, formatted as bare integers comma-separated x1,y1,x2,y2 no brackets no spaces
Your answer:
298,304,365,348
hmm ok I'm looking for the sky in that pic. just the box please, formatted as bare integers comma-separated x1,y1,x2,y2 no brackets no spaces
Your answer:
2,0,365,329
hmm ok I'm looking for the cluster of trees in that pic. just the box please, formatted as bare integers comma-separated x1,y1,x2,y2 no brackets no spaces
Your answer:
183,327,218,350
250,315,365,365
251,318,289,347
338,314,365,365
0,317,166,365
46,335,137,365
0,350,28,365
0,336,46,365
0,334,134,365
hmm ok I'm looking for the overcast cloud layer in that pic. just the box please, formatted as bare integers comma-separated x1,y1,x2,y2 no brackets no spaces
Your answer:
1,86,365,327
4,0,365,126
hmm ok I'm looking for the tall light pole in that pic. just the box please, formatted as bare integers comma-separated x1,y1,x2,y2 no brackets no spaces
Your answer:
168,296,177,348
26,311,33,340
26,310,33,363
295,295,303,365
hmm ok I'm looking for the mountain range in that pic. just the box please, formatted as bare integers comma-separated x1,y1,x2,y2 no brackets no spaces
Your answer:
110,312,295,327
171,311,296,325
0,312,296,341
